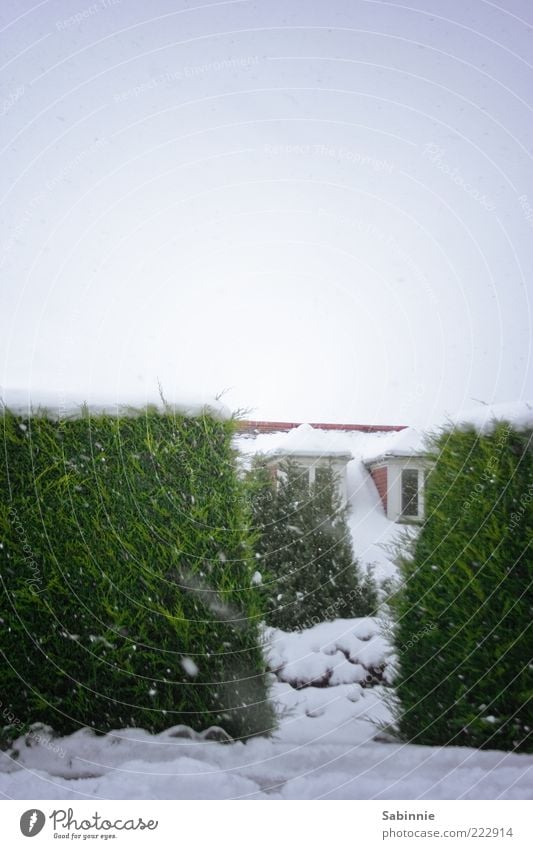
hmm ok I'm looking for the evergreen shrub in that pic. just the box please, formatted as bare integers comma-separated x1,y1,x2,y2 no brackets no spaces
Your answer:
248,458,377,631
0,404,274,742
393,422,532,752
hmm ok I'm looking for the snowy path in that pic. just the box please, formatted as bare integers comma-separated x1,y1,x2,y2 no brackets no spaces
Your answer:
1,684,531,800
0,685,533,799
1,618,531,799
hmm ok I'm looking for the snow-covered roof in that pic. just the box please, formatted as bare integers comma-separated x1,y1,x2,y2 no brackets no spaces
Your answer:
235,422,427,465
0,388,230,420
258,423,354,460
362,426,429,465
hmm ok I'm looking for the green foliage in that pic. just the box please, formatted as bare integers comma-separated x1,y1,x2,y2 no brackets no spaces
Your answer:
248,458,377,631
0,406,275,742
392,423,533,752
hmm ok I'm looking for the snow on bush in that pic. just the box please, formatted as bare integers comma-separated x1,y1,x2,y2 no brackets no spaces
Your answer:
266,617,393,689
451,400,533,435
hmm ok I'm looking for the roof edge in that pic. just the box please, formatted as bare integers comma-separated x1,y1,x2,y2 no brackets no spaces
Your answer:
266,449,353,460
235,420,407,434
364,450,434,466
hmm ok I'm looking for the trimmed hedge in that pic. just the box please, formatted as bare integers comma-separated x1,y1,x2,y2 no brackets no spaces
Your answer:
0,405,274,742
393,422,532,752
248,458,377,631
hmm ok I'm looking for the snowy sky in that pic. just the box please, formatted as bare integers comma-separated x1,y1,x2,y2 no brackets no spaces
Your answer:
1,0,532,427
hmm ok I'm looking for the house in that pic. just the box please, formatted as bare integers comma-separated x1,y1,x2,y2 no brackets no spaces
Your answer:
362,427,434,523
264,446,353,505
235,419,433,523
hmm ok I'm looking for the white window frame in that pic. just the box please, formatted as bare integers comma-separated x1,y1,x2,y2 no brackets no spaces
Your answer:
373,457,433,523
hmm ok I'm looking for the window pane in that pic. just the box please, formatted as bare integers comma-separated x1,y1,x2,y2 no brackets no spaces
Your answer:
314,466,330,489
401,469,419,517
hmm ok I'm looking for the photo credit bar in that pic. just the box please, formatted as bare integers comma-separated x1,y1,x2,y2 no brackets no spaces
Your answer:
2,800,532,847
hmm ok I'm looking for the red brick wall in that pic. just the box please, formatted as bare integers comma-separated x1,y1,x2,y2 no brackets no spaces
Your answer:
370,466,388,514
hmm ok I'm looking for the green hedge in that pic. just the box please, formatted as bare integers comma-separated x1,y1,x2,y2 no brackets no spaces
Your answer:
393,422,532,752
0,405,274,742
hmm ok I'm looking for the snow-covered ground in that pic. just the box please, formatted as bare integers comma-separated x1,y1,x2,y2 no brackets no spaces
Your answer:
1,618,531,800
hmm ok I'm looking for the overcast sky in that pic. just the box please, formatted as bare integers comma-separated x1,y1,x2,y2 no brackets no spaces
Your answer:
1,0,532,427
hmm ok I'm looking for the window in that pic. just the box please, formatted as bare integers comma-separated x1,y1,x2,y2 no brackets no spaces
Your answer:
314,465,330,490
401,469,419,517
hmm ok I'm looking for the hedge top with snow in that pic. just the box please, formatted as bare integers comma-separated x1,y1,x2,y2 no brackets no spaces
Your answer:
0,393,274,741
448,400,533,435
1,387,230,421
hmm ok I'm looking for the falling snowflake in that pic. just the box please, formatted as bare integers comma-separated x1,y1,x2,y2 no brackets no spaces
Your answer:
181,657,199,677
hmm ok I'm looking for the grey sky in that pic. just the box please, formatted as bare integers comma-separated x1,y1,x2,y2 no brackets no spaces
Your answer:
1,0,532,427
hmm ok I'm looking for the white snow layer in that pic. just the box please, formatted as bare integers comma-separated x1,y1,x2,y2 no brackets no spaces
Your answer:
266,618,392,689
361,426,428,464
236,401,533,463
0,387,230,419
236,422,418,462
450,400,533,434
